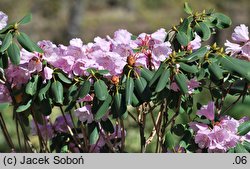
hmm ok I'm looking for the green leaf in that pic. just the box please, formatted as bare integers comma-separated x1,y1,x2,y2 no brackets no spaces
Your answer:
17,32,43,53
38,80,51,100
18,13,32,25
235,143,248,153
7,43,20,65
78,80,91,99
172,124,185,136
164,131,175,149
140,67,154,82
25,75,39,96
149,63,165,87
219,56,250,81
179,62,198,73
94,80,108,101
208,62,223,80
88,123,99,145
0,32,12,52
155,68,170,92
195,22,211,41
184,2,193,15
98,69,109,75
100,119,114,134
212,12,232,29
56,72,71,84
0,102,9,112
95,95,112,121
132,93,140,107
176,31,189,46
238,121,250,136
0,52,9,69
51,81,64,104
16,100,32,112
184,46,208,62
243,141,250,152
175,73,188,94
134,77,144,94
125,77,134,105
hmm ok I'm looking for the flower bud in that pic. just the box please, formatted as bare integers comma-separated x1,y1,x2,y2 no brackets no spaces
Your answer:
127,55,136,66
111,75,120,85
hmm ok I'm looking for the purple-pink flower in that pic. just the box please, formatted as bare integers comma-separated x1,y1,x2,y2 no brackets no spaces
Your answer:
225,24,250,60
0,11,8,30
74,105,94,123
196,101,215,121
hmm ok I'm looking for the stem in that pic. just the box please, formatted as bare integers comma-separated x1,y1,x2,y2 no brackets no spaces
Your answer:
0,112,15,151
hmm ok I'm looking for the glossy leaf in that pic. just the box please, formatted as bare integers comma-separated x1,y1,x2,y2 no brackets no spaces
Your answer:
0,102,9,112
149,63,165,87
125,77,134,105
88,123,99,145
7,43,20,65
195,22,211,41
18,13,32,25
56,72,71,84
25,75,39,96
179,62,198,73
16,100,32,112
212,12,232,29
235,143,248,153
40,99,52,116
176,31,189,46
94,80,108,101
219,56,250,81
208,62,223,80
38,80,51,100
141,67,154,82
155,68,170,92
78,80,91,99
95,94,112,121
51,81,64,104
17,32,43,53
175,73,188,94
238,121,250,136
0,32,12,52
0,52,9,69
184,46,208,62
243,141,250,152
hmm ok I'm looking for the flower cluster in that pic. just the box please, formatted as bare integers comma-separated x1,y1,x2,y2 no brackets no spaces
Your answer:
190,102,250,153
225,24,250,61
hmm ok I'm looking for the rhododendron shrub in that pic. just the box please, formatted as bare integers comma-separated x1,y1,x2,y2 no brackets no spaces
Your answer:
0,3,250,153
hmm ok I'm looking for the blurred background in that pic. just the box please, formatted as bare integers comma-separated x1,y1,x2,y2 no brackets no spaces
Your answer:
0,0,250,153
0,0,249,45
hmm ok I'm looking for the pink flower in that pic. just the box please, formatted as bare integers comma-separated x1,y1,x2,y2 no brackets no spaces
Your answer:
0,11,8,30
0,84,11,103
31,117,54,140
152,42,172,62
224,40,241,55
77,94,93,103
113,29,132,45
196,101,215,121
187,78,200,94
187,33,201,51
43,66,53,80
225,24,250,60
74,105,93,123
54,114,74,133
195,129,212,149
232,24,249,43
151,28,167,43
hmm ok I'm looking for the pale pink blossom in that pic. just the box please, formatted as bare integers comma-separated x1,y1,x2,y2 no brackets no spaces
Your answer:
232,24,249,43
0,11,8,30
43,66,53,80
